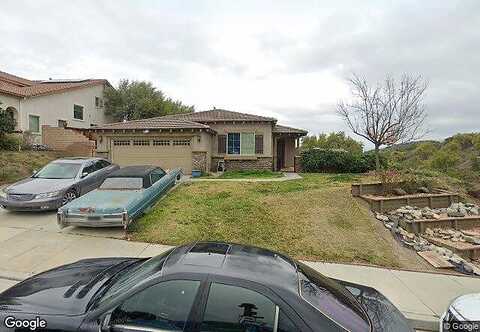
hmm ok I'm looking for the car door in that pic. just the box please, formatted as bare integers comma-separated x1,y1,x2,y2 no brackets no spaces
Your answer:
196,277,310,332
105,279,204,332
78,162,99,195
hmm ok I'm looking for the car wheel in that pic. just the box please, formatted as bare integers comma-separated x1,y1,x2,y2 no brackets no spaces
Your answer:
61,190,77,206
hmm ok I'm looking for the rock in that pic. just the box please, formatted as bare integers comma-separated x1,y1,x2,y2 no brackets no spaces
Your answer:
463,235,480,245
418,187,430,193
425,228,434,236
462,262,474,274
376,213,390,222
432,213,441,219
410,210,423,219
393,188,407,196
447,209,466,217
469,207,479,215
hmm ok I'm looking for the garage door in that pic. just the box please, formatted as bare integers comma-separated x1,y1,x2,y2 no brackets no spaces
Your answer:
111,137,192,174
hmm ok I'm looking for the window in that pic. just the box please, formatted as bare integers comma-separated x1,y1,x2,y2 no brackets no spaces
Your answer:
58,120,67,128
133,139,150,146
227,133,256,155
100,177,144,190
255,135,264,154
113,140,130,146
95,96,103,107
227,133,240,154
73,104,84,120
173,139,191,146
218,135,226,154
98,160,111,168
201,283,276,332
34,163,81,179
298,263,370,332
28,115,40,133
153,139,171,146
241,132,255,155
150,168,166,184
110,280,201,331
82,163,97,176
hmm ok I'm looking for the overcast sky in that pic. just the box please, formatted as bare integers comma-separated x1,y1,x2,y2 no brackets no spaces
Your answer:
1,0,478,145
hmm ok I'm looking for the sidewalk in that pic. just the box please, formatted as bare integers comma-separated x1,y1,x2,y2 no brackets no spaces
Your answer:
190,172,302,182
1,210,479,331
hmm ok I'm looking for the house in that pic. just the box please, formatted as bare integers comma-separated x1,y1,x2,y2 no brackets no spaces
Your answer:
92,109,307,174
0,70,112,141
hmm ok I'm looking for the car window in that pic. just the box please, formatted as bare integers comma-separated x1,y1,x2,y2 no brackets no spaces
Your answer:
34,162,81,179
82,163,97,175
99,160,111,168
151,168,166,184
110,280,200,331
297,263,370,332
100,177,144,190
93,161,104,171
200,283,276,332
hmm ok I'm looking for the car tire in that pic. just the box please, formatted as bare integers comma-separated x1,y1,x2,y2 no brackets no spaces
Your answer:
61,189,78,206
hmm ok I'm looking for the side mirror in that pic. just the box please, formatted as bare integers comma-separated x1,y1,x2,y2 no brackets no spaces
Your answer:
81,172,89,178
32,169,37,175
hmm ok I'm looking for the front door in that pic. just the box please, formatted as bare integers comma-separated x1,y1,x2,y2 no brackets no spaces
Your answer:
276,139,285,171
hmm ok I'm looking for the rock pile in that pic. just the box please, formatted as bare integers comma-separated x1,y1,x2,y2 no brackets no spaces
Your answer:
425,228,480,245
375,202,480,227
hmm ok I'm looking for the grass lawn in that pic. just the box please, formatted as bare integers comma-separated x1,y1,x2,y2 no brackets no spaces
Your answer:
0,150,66,185
217,170,284,179
129,173,400,267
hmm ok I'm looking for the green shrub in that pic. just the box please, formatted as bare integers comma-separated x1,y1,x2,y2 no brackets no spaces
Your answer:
300,149,383,173
0,134,22,151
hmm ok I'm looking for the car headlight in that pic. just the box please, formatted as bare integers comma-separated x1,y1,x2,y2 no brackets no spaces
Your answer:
35,191,61,199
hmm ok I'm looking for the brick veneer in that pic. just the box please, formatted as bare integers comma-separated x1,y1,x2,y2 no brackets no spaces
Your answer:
42,125,95,156
211,157,273,171
192,151,207,172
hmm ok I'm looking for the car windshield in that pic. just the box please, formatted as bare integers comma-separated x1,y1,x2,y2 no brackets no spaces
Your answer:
93,249,173,309
297,262,370,332
100,177,144,190
33,163,81,179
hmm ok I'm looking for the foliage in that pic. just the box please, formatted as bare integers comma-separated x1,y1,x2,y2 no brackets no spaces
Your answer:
302,132,363,154
0,103,15,138
300,149,384,173
104,79,194,121
0,134,22,151
430,150,460,173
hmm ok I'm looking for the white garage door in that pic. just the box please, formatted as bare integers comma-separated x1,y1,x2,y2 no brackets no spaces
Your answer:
111,137,192,174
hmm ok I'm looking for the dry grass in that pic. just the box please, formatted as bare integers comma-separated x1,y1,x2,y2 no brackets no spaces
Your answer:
129,173,400,267
0,150,66,185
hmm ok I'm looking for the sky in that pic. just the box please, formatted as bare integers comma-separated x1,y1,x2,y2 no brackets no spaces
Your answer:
1,0,478,146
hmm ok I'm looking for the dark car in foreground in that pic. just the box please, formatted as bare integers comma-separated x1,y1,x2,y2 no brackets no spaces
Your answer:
0,242,413,332
0,157,119,211
57,165,182,229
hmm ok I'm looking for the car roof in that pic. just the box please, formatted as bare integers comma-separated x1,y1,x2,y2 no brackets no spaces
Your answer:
52,157,102,164
161,242,300,293
108,165,159,178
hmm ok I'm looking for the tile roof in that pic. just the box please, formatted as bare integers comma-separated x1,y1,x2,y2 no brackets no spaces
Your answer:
162,109,277,122
93,118,213,131
0,70,109,98
273,124,308,135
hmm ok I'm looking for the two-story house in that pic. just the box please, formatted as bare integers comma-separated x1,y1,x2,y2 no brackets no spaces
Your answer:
0,70,112,141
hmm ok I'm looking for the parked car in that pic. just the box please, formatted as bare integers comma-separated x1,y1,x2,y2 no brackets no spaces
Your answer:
57,165,182,229
0,158,119,211
0,242,413,332
440,293,480,331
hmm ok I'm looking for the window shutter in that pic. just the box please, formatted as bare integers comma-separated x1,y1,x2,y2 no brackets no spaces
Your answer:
218,135,226,154
240,133,255,155
255,135,264,154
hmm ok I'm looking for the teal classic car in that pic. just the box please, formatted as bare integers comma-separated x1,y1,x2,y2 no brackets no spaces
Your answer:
57,165,181,229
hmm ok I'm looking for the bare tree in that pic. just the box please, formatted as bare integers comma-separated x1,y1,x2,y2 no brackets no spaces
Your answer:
337,73,428,170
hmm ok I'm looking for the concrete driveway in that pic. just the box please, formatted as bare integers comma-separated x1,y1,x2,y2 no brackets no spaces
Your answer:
0,207,171,278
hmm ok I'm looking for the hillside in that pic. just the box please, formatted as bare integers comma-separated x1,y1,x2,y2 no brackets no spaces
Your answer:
380,133,480,198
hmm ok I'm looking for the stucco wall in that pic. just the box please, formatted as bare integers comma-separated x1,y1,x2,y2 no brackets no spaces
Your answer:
208,122,274,157
3,84,111,137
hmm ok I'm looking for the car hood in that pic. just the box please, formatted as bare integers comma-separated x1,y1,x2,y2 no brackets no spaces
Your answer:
0,257,140,315
450,293,480,321
61,190,144,215
6,177,75,194
335,279,414,332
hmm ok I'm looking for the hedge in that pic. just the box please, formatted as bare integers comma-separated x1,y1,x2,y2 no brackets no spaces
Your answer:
300,149,384,173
